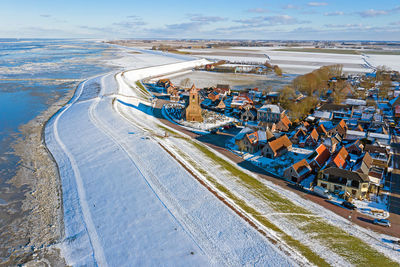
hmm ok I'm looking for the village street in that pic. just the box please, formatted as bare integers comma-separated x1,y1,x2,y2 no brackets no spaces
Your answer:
389,142,400,216
153,98,400,239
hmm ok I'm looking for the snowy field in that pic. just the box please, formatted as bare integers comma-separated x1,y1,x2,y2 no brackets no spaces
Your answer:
45,51,295,266
180,47,400,74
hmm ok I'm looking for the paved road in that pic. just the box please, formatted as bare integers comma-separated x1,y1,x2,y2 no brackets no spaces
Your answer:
154,100,400,238
389,143,400,217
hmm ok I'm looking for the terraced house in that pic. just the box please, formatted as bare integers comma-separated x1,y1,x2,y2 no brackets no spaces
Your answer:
317,167,370,200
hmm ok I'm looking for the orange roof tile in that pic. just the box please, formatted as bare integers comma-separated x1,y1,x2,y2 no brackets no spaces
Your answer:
339,119,347,130
292,158,311,172
333,146,349,168
268,135,292,153
281,114,292,127
246,131,259,145
310,128,319,141
317,124,327,135
314,144,331,167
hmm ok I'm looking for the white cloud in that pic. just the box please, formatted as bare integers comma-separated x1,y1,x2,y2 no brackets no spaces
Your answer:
324,11,344,16
247,8,269,13
282,4,300,10
308,2,328,7
358,9,388,17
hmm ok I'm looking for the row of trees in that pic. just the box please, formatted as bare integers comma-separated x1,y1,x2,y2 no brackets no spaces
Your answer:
263,61,283,76
279,64,345,120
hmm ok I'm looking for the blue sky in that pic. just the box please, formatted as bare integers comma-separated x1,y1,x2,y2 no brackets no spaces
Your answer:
1,0,400,40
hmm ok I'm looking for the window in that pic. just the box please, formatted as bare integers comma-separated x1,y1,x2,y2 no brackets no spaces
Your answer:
321,183,327,188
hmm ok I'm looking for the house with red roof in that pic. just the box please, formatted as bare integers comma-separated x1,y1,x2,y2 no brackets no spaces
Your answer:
284,159,312,183
316,124,328,136
329,146,349,169
275,114,292,132
262,135,292,158
310,144,331,171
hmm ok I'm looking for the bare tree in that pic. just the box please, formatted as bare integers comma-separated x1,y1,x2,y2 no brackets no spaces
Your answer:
180,78,192,88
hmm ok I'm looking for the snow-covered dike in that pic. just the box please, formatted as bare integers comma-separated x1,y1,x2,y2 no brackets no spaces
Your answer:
45,52,295,266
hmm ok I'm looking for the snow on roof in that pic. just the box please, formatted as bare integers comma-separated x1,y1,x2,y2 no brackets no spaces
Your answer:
257,130,267,143
235,127,254,140
313,110,332,119
259,104,281,114
361,113,373,121
368,132,390,139
346,130,366,137
344,99,366,106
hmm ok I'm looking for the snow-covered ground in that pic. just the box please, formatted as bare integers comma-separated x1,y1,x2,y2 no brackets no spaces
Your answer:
227,138,313,177
164,105,235,131
45,51,295,266
181,46,400,74
113,54,400,265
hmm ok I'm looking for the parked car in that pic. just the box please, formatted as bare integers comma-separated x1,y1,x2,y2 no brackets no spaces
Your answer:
313,186,332,199
342,201,357,210
373,219,391,227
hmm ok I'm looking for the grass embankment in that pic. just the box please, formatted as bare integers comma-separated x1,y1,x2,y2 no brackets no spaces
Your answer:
173,137,397,266
177,149,328,266
135,81,152,99
274,48,400,55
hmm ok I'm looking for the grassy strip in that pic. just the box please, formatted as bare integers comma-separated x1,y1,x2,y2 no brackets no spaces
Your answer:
135,80,151,98
274,48,400,55
157,125,180,136
176,150,328,266
182,138,398,266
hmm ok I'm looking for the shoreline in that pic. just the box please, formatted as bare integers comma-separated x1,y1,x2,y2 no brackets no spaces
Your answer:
3,84,80,266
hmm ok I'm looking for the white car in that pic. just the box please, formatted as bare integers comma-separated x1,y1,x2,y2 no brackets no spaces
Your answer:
373,219,391,227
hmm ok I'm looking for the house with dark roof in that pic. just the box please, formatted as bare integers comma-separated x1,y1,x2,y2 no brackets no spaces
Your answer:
291,128,307,145
157,78,173,88
345,139,363,155
363,144,391,170
241,108,257,122
304,128,319,148
317,167,370,200
327,119,347,138
284,159,312,183
262,135,292,158
323,134,341,153
353,152,373,175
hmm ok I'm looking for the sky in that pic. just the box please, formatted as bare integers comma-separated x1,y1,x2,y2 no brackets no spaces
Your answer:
1,0,400,40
